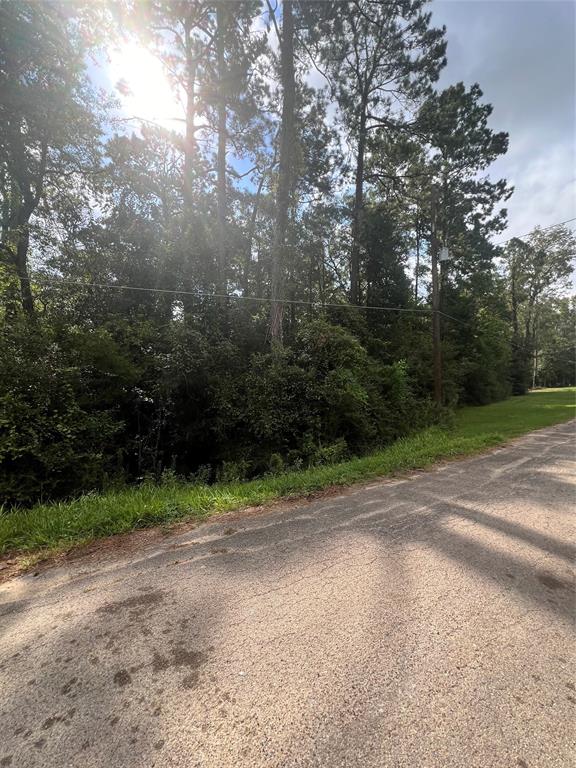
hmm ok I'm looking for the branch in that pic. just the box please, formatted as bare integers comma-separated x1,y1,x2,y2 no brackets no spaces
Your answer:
229,165,258,180
32,140,48,208
294,32,335,96
265,0,282,47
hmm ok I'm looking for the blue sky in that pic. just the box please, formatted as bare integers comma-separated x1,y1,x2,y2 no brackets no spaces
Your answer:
92,0,575,245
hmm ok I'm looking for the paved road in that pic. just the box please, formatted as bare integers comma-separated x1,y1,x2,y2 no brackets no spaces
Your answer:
0,422,575,768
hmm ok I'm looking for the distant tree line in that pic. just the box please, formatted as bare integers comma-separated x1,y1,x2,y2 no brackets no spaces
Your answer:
0,0,574,506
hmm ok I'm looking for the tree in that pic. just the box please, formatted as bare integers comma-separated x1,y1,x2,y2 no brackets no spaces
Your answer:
268,0,296,346
202,1,266,294
321,0,446,304
505,226,576,393
0,0,104,318
367,82,512,402
1,0,562,508
537,298,576,389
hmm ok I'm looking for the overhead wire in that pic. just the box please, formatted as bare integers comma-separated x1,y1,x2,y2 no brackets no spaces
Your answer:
22,275,575,366
492,217,576,247
17,212,576,367
22,214,576,304
23,275,443,317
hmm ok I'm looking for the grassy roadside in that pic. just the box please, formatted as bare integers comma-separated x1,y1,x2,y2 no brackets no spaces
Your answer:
1,387,574,559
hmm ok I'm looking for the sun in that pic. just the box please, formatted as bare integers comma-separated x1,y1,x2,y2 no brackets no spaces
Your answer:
107,42,183,131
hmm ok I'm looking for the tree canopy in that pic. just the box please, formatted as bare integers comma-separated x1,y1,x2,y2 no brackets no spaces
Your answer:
0,0,574,506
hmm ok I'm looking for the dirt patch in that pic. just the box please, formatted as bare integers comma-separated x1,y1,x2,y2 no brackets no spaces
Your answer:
42,710,75,730
152,646,205,673
536,571,571,591
113,670,132,687
97,591,165,616
60,678,77,695
0,600,28,618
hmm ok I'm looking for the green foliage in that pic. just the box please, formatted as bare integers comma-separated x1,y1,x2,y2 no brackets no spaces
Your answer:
0,0,571,514
2,389,573,557
238,320,436,470
538,298,576,388
505,230,576,393
0,323,122,505
447,307,512,405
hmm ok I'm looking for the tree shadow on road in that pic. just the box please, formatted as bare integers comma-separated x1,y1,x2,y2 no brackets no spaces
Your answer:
1,425,575,767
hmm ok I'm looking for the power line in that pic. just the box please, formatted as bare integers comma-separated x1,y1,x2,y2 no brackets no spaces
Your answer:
25,274,445,318
24,212,576,304
439,309,576,367
21,275,576,367
493,217,576,248
21,209,576,367
21,272,570,341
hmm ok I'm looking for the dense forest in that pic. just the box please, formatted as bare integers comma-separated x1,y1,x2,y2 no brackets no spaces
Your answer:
1,0,574,507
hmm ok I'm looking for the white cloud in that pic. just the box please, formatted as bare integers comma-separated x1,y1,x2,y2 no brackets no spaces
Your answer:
498,140,575,240
431,0,576,242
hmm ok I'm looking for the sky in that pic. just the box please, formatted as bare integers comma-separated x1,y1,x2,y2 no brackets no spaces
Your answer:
430,0,575,243
99,0,575,245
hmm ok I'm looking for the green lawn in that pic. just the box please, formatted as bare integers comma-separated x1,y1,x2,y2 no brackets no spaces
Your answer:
1,388,574,559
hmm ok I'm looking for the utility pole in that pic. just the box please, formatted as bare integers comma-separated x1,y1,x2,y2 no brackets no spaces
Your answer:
431,202,442,404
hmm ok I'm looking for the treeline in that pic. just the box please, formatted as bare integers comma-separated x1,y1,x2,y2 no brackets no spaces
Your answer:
0,0,574,506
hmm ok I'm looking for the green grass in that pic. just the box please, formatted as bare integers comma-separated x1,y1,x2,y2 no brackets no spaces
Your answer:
454,387,576,438
1,388,574,559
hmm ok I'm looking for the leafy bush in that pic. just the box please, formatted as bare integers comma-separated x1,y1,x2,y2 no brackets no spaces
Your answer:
237,320,436,469
309,438,349,466
0,318,442,507
0,324,121,505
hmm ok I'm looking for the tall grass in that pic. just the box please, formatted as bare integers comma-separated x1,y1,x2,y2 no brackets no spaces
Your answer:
1,388,574,557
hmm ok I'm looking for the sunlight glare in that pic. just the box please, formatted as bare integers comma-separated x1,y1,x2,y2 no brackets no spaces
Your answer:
108,42,183,131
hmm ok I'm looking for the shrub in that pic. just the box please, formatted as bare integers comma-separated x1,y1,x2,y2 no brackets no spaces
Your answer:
238,320,436,468
0,325,120,506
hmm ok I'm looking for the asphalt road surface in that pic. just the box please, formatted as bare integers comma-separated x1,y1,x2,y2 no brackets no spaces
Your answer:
1,422,575,768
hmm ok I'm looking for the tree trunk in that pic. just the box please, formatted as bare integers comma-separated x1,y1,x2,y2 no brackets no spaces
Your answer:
4,145,43,319
183,14,197,211
243,171,267,293
181,11,198,320
255,243,263,299
4,188,36,318
15,223,35,318
430,209,442,404
245,148,277,293
510,256,519,338
269,0,295,347
414,213,420,302
349,104,367,306
216,2,227,294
